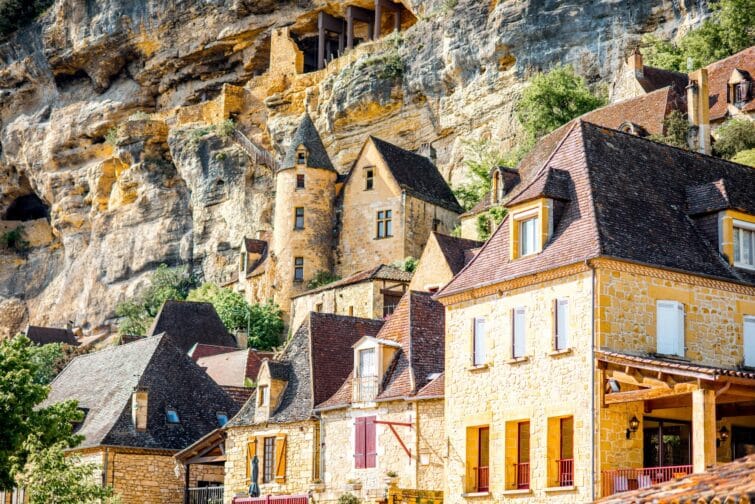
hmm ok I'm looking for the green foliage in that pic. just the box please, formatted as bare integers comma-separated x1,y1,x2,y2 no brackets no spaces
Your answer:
648,110,690,149
243,377,256,388
13,438,119,504
714,118,755,159
216,119,236,139
390,256,418,273
642,0,755,71
0,335,82,490
338,493,360,504
247,301,284,350
187,283,253,332
476,206,507,241
732,148,755,167
306,270,341,290
27,342,65,385
516,64,606,140
0,226,30,255
453,139,510,211
105,127,119,146
450,225,462,238
0,0,53,38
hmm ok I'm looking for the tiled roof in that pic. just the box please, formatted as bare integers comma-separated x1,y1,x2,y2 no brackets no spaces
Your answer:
438,122,755,298
415,372,444,398
189,344,238,360
42,334,239,450
370,137,464,213
25,325,79,346
705,46,755,121
598,454,755,503
195,349,272,388
280,113,335,172
228,313,384,426
597,350,755,382
432,233,484,275
636,65,688,96
292,264,412,298
148,301,237,352
243,238,267,255
506,167,572,206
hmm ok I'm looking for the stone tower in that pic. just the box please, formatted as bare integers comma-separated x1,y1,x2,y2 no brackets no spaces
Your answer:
272,113,338,319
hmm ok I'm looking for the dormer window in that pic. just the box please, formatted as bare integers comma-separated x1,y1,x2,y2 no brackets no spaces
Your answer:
166,408,180,424
365,168,374,190
355,347,378,402
734,81,751,104
734,220,755,270
518,214,539,257
492,172,504,204
509,198,554,260
258,385,270,407
296,149,307,165
216,411,229,426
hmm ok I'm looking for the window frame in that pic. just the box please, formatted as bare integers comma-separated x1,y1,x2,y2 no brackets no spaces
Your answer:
294,207,305,230
744,315,755,368
365,167,375,191
472,317,486,367
296,173,305,190
554,299,569,351
518,215,539,257
656,300,685,357
733,219,755,271
294,257,304,282
263,436,276,483
512,307,526,359
258,385,270,407
376,209,393,239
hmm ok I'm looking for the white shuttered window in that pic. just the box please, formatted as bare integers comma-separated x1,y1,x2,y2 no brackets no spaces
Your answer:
513,307,526,358
656,300,685,357
744,316,755,367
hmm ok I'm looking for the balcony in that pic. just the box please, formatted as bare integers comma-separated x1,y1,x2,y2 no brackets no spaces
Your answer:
601,465,692,496
557,458,574,487
187,486,224,504
476,466,489,492
353,375,379,402
514,462,530,489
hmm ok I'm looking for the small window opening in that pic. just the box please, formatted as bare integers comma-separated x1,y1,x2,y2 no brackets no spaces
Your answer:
294,207,305,230
296,174,305,189
294,257,304,282
166,408,180,424
365,168,374,190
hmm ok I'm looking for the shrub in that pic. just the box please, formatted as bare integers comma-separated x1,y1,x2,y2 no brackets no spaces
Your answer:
105,127,119,146
216,119,236,139
453,139,510,211
390,256,418,273
247,301,284,350
1,226,30,254
648,110,689,150
732,148,755,167
306,270,341,290
338,493,360,504
714,118,755,159
187,283,253,332
475,206,507,241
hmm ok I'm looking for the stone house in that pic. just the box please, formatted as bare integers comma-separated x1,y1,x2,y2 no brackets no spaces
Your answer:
314,291,446,503
436,121,755,503
222,313,385,504
409,232,482,292
289,264,412,331
40,334,239,504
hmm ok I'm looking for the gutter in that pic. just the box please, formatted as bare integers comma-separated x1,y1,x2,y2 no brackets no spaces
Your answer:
588,260,596,502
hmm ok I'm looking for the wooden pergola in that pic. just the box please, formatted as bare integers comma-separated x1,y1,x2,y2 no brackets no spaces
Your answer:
174,428,227,504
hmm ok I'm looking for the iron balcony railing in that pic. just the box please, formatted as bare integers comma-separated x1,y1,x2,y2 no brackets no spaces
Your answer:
601,465,692,496
514,462,530,489
476,466,489,492
353,375,379,402
187,486,224,504
557,458,574,487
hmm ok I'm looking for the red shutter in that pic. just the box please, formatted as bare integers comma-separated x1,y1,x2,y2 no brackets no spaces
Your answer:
354,417,366,468
365,416,377,468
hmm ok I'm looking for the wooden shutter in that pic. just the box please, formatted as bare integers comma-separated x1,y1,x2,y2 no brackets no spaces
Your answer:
513,307,526,358
355,417,366,468
275,434,287,483
657,301,683,356
365,416,377,468
246,438,258,478
745,316,755,367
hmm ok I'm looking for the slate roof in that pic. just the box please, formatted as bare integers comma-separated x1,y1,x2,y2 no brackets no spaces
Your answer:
705,46,755,121
195,349,273,388
292,264,413,298
25,325,79,346
370,137,464,213
227,313,384,426
438,122,755,298
148,301,237,352
597,453,755,503
280,113,335,172
432,233,484,276
316,291,445,409
42,334,239,450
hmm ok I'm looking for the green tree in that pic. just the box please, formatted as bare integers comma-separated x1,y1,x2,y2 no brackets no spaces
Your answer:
453,139,510,211
187,283,252,332
648,110,690,149
27,342,65,385
714,118,755,159
306,271,341,290
476,206,508,241
247,301,284,350
13,438,119,504
516,65,606,140
732,148,755,167
0,335,82,490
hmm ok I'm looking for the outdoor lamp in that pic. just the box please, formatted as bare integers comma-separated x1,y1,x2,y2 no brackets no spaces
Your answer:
717,425,730,447
626,415,640,439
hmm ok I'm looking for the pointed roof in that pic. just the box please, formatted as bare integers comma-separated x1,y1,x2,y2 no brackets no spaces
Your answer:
431,233,483,276
704,46,755,121
41,335,239,450
280,114,335,172
148,300,237,352
25,325,79,346
369,137,463,213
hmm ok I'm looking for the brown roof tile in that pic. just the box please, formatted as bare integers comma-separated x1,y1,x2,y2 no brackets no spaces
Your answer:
705,46,755,121
636,65,688,96
597,350,755,381
148,301,238,351
292,264,412,298
432,233,484,275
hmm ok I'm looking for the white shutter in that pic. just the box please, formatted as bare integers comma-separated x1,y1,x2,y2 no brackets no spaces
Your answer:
657,301,684,356
474,318,486,366
744,316,755,367
513,307,526,358
556,299,569,349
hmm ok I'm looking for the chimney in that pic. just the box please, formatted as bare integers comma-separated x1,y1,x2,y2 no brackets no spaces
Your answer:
687,68,711,155
416,143,437,164
131,388,148,432
629,47,644,79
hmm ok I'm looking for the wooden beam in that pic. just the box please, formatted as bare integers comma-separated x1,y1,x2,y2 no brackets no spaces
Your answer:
606,368,674,389
374,0,381,40
185,454,227,465
645,394,692,412
605,383,698,405
717,401,755,419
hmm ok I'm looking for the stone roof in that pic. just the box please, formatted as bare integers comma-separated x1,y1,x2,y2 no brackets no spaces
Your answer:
415,372,444,398
292,264,412,298
705,46,755,121
597,454,755,503
227,313,384,426
148,300,237,352
280,113,335,172
506,167,572,206
25,325,79,346
370,137,464,213
42,334,239,450
432,233,484,276
438,122,755,298
195,349,272,388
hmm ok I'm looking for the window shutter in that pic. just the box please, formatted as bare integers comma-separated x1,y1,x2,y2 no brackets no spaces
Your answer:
513,307,526,358
355,417,366,468
365,416,377,468
246,439,257,478
275,434,287,482
744,317,755,367
675,302,685,357
657,301,683,356
474,318,486,366
556,299,569,349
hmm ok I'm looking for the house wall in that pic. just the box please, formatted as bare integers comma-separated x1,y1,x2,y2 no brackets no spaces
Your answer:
416,399,445,490
409,235,455,292
403,195,459,263
269,28,304,77
223,421,317,504
442,269,594,504
289,281,376,331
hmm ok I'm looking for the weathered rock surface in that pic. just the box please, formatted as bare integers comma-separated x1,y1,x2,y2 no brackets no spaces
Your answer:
0,0,707,332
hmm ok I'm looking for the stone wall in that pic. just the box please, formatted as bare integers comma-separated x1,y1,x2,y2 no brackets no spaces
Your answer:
388,488,444,504
409,233,454,292
459,215,480,241
403,196,459,262
417,400,445,490
289,280,377,332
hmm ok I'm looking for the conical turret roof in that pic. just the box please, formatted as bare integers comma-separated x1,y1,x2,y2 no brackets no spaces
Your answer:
280,114,335,172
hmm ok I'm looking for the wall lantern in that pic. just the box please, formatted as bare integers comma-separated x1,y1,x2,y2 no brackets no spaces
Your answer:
626,415,640,439
717,425,730,447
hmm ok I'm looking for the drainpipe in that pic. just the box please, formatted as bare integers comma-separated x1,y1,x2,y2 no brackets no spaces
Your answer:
102,447,109,488
588,261,597,502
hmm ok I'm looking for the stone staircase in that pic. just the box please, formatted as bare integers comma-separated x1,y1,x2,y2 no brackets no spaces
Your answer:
232,128,279,170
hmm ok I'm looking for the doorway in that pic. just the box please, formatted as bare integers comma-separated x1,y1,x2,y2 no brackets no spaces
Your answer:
643,417,691,467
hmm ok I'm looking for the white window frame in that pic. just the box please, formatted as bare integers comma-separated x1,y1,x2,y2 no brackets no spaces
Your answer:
473,317,486,367
555,299,569,351
258,384,270,407
656,300,685,357
513,307,526,359
744,316,755,368
733,219,755,271
516,209,540,257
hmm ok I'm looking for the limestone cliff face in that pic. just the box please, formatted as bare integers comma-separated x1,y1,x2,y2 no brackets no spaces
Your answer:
0,0,706,334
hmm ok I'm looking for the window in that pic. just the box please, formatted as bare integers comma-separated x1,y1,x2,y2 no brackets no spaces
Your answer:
376,210,393,238
356,348,378,401
513,307,526,359
216,411,229,426
547,416,574,487
166,408,180,424
554,299,569,350
734,220,755,270
258,385,270,407
744,316,755,367
354,416,377,468
294,257,304,282
296,174,305,189
263,436,276,483
294,207,304,230
365,168,374,190
296,151,306,165
656,300,685,357
505,421,530,489
519,216,539,257
734,81,751,104
315,302,323,312
473,318,486,366
466,426,489,493
358,348,376,377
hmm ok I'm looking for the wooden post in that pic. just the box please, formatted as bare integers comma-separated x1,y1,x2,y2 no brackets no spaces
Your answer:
183,464,190,504
374,0,382,40
692,388,716,473
317,12,326,70
346,6,354,49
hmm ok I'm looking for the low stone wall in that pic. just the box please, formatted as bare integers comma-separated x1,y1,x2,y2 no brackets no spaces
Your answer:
388,488,443,504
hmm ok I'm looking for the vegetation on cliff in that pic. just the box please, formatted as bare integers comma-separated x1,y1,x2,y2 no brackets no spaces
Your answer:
0,0,52,38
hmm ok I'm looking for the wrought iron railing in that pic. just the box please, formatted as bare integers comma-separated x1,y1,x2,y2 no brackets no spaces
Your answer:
187,485,224,504
557,458,574,486
601,465,692,496
233,494,309,504
353,375,379,402
514,462,530,489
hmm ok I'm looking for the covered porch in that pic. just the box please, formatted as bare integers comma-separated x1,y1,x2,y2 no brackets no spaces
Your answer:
597,351,755,497
175,429,227,504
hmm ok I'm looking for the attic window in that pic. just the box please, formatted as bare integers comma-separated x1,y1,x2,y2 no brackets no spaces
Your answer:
509,199,553,260
166,408,180,424
258,385,270,407
296,150,307,165
518,214,539,257
365,168,374,190
216,412,229,426
734,81,751,105
734,220,755,270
